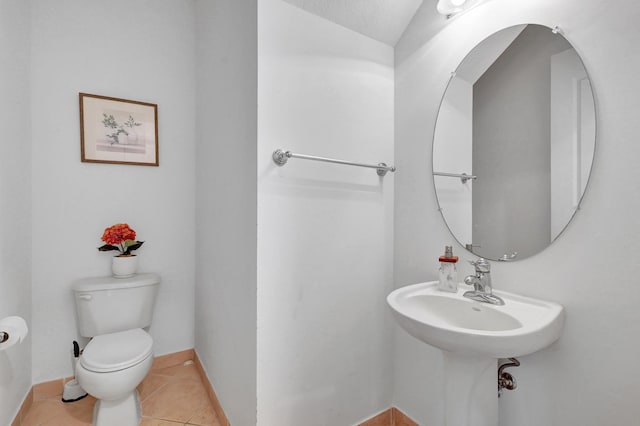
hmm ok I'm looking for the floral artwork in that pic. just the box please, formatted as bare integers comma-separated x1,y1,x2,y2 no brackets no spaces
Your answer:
102,113,142,145
80,93,158,166
98,223,144,257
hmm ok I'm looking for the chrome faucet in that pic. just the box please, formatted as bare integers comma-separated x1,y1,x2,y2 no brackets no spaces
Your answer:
463,258,505,306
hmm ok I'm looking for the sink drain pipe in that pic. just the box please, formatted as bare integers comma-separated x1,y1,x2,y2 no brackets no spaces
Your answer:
498,357,520,397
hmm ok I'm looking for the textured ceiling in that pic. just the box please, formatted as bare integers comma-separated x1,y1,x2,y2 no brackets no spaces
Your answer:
282,0,425,46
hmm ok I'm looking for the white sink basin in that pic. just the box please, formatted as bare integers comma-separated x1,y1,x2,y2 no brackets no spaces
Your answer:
388,281,565,425
387,281,564,358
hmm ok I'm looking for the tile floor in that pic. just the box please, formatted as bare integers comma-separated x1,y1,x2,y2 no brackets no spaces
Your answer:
19,361,222,426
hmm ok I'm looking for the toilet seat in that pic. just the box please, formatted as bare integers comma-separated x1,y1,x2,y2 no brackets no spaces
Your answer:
80,328,153,373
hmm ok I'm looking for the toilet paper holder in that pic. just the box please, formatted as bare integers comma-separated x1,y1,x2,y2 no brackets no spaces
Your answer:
0,316,28,350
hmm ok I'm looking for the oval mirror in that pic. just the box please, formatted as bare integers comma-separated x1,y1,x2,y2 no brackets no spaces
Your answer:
433,24,596,261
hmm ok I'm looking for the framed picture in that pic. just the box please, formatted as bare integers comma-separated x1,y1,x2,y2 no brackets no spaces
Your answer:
79,93,159,166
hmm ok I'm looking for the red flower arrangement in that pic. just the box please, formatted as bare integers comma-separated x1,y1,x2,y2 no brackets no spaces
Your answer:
98,223,144,256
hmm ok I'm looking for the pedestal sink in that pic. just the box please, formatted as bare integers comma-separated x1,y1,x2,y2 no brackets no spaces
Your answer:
387,281,564,426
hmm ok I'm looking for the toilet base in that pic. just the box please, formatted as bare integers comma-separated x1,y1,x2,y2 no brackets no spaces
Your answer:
92,389,141,426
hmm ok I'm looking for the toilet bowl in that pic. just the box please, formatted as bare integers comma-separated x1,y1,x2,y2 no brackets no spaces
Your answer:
72,273,160,426
76,328,154,426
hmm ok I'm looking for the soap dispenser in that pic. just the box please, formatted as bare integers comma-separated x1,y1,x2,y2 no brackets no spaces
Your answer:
438,246,458,292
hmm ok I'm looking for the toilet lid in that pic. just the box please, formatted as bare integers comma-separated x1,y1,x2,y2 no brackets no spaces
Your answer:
80,328,153,373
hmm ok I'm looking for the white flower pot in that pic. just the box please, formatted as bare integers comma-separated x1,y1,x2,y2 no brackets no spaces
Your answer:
112,255,138,278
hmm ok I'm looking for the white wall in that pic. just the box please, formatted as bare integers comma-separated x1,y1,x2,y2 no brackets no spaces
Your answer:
257,1,394,425
395,0,640,425
194,1,258,425
0,1,32,423
30,0,196,383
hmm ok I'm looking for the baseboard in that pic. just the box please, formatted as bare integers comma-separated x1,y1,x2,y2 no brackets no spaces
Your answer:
193,350,231,426
10,388,33,426
33,376,74,401
359,408,392,425
359,407,419,426
151,348,195,371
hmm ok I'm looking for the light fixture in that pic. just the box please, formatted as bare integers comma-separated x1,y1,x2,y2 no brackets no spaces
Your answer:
437,0,478,18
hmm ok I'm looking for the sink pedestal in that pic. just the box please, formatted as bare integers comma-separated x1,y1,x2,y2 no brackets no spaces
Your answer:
443,352,498,426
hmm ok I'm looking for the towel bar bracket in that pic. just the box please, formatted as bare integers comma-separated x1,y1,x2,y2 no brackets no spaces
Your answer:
272,149,289,167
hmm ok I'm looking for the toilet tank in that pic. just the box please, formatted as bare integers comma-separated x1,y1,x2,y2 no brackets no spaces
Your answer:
72,273,160,337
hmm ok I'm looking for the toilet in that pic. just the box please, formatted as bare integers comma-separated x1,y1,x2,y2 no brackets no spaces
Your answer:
72,273,160,426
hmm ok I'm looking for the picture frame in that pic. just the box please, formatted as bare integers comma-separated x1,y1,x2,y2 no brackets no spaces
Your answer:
79,93,159,166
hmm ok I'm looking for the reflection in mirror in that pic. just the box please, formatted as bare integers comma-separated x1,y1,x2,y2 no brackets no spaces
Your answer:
433,24,595,261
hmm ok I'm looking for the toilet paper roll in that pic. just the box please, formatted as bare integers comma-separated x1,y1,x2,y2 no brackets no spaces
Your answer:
0,316,28,351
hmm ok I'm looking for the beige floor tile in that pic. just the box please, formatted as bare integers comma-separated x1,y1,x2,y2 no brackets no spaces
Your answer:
140,417,186,426
21,399,93,426
33,379,65,401
21,356,220,426
186,401,221,426
138,373,173,401
141,377,210,423
73,395,97,407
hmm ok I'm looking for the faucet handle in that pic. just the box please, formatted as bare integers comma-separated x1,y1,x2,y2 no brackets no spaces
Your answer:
469,257,491,273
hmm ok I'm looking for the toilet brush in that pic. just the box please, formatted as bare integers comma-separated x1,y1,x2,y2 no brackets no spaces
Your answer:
62,341,88,403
